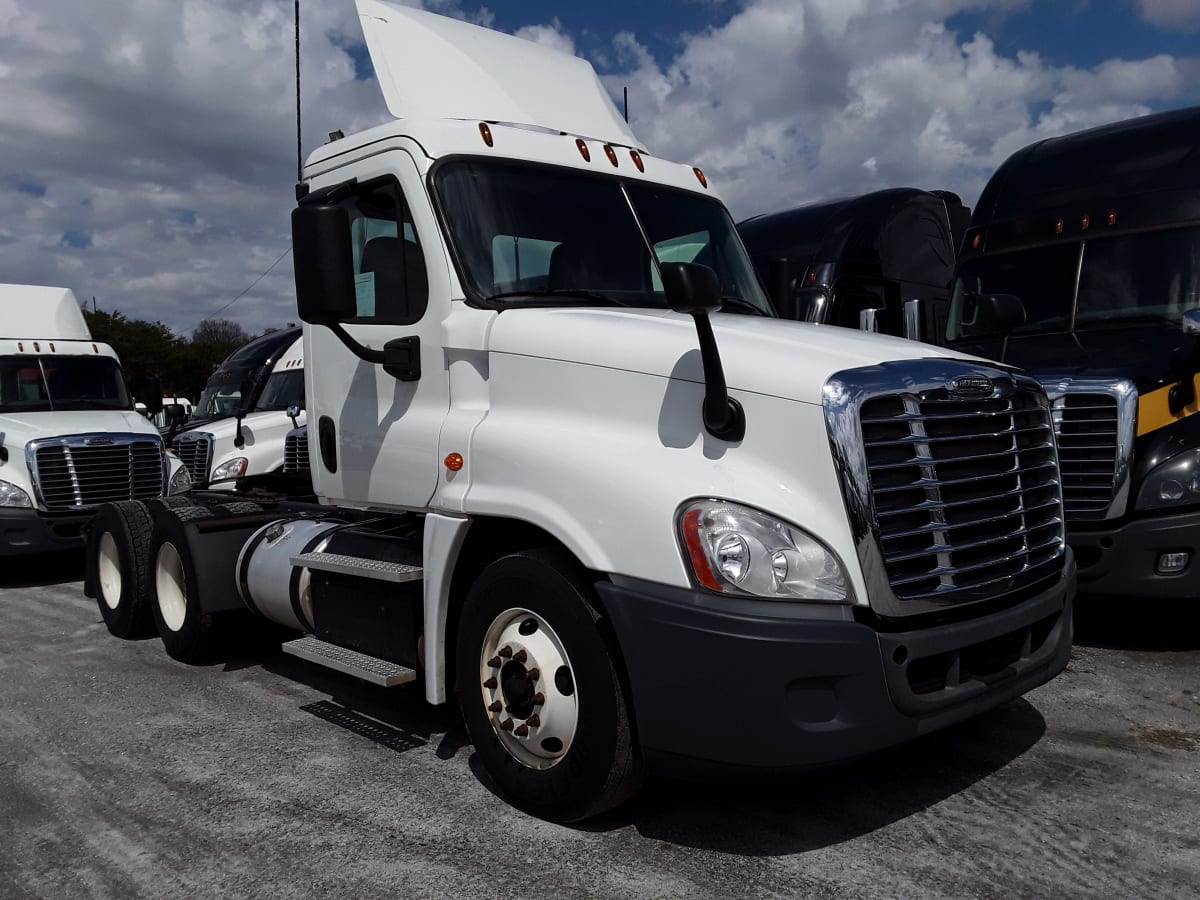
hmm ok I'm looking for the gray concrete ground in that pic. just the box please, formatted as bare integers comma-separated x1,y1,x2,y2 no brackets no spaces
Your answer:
0,552,1197,899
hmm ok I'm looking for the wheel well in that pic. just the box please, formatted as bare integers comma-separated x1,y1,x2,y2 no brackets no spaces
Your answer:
444,517,588,695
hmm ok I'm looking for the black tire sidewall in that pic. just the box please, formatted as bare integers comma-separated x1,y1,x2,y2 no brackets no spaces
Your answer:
87,501,155,638
457,549,637,822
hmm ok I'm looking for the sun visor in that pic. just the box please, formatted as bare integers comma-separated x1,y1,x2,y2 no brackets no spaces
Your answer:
356,0,640,147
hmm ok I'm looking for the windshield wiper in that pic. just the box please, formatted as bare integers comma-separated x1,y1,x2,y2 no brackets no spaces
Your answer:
482,288,628,307
718,295,768,316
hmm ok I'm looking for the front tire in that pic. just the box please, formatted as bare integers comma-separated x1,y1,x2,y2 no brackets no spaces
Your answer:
456,549,643,821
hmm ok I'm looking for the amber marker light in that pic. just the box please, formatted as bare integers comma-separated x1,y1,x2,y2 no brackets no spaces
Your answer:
92,343,98,353
1055,218,1064,235
444,452,464,472
576,138,591,161
971,232,982,250
603,144,619,166
479,122,494,147
693,167,708,188
33,342,40,352
1107,209,1118,226
1081,213,1091,230
630,150,645,172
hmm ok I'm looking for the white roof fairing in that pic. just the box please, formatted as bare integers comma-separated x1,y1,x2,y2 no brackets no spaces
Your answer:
355,0,641,148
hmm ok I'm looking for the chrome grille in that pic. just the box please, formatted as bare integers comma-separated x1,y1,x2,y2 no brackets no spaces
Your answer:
860,387,1064,604
1051,393,1119,523
283,427,309,474
172,434,212,483
31,437,165,510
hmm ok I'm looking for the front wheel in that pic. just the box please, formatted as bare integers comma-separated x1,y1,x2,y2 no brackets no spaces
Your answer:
456,549,643,821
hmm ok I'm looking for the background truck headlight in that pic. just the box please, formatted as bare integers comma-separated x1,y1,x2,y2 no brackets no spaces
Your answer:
211,457,248,482
1136,448,1200,511
0,479,34,508
678,499,853,602
168,463,192,495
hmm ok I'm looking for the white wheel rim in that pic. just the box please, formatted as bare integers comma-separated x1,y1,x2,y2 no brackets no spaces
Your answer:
479,607,578,771
97,532,123,611
155,542,187,633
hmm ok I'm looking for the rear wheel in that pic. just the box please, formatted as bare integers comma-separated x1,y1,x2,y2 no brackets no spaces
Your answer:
149,505,220,662
86,501,155,638
456,548,643,821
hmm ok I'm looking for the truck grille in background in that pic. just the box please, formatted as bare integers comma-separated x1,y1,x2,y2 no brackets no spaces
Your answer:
33,440,164,510
860,389,1065,604
283,428,309,474
172,435,212,483
1052,393,1119,523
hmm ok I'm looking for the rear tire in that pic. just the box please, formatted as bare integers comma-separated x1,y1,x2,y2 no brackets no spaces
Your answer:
149,504,221,662
86,501,155,638
456,548,643,822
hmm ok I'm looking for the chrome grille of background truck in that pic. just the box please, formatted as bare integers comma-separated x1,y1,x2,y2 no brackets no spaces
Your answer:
283,427,309,474
825,361,1068,619
171,434,213,484
28,435,165,510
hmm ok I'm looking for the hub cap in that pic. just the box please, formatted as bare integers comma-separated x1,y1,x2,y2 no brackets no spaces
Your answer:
155,542,187,632
97,532,122,610
479,607,578,770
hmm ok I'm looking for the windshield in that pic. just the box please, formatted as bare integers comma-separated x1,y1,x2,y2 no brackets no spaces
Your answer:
435,160,773,315
949,244,1079,340
1075,226,1200,327
254,370,305,412
0,355,132,413
196,381,244,419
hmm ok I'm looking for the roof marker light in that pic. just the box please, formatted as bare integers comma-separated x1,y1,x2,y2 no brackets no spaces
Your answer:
576,138,590,162
479,122,493,147
630,150,644,172
92,343,98,353
604,144,619,167
1081,213,1091,230
33,342,40,352
971,232,982,250
1055,218,1064,235
693,167,708,189
17,342,23,352
1107,209,1118,226
49,343,55,352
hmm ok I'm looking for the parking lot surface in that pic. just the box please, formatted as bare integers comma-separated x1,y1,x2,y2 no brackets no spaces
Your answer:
1,553,1198,899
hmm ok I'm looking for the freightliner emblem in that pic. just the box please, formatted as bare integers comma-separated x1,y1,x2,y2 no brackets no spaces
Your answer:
950,375,994,398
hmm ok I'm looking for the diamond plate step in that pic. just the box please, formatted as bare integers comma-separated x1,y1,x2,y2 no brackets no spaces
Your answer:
290,551,424,583
281,637,417,687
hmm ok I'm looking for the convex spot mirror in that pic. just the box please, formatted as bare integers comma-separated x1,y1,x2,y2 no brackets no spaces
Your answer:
661,261,722,315
1182,308,1200,335
292,203,357,326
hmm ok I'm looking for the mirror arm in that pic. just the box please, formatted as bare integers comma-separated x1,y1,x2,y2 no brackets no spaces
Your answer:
691,312,746,442
328,322,386,365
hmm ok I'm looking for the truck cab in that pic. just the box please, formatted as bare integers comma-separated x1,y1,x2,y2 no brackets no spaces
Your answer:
0,284,188,555
171,330,305,489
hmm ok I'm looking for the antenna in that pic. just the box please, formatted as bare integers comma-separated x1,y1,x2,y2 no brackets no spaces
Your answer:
295,0,302,182
623,86,629,123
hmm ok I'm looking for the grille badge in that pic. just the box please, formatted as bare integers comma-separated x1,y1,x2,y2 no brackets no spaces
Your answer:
950,375,994,399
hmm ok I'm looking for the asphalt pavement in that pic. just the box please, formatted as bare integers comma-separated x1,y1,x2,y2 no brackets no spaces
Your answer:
0,552,1197,899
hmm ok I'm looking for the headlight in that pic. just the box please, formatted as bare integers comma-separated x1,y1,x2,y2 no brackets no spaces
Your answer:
1136,448,1200,511
211,457,248,482
168,463,192,495
678,499,853,602
0,479,34,508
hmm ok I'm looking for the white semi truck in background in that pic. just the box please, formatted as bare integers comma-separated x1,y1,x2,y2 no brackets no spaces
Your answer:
84,1,1076,822
171,330,306,489
0,284,190,557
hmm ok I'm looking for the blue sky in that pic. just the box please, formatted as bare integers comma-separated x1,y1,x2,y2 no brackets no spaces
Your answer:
0,0,1197,332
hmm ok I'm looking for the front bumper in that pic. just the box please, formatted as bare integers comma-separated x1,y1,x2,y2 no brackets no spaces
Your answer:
1069,508,1200,598
596,556,1074,773
0,507,94,555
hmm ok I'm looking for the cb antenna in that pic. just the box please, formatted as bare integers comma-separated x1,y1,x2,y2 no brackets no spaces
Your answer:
623,86,629,123
295,0,302,181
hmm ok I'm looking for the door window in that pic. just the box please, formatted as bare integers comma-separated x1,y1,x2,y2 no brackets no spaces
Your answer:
342,178,428,325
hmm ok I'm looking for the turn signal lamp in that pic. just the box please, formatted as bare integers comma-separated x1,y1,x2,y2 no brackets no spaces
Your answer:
603,144,619,167
576,139,590,162
444,452,464,472
479,122,494,147
630,150,645,172
693,167,708,188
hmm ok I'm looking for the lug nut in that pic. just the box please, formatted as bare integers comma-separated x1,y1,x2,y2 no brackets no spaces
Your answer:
513,649,528,664
500,718,514,732
533,692,545,706
483,677,498,690
527,667,540,682
498,646,513,659
514,724,529,737
487,700,502,712
526,714,541,728
487,656,502,668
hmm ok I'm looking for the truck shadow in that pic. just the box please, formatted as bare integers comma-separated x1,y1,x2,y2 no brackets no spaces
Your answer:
587,698,1046,855
0,549,85,588
1073,594,1200,652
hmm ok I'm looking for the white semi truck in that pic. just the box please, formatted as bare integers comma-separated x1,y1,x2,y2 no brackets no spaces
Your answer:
0,284,190,557
84,1,1076,821
171,332,306,489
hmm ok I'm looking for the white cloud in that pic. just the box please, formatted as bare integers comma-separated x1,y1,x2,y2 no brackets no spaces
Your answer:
1139,0,1200,29
513,18,575,56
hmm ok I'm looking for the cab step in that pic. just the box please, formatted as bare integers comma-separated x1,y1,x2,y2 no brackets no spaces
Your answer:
281,636,417,687
290,551,424,583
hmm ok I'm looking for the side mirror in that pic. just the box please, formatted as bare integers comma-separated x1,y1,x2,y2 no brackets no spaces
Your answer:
1182,308,1200,335
660,261,722,314
163,403,186,424
286,403,301,429
291,203,357,326
966,293,1026,332
238,379,256,416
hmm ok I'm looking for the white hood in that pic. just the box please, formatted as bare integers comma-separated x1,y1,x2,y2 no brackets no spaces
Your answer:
355,0,640,147
0,409,160,491
486,308,971,406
